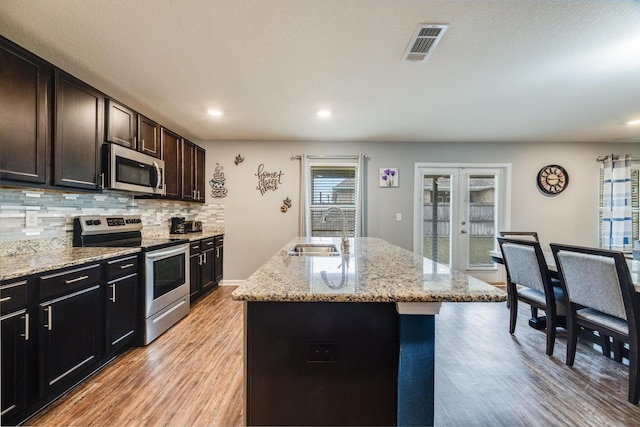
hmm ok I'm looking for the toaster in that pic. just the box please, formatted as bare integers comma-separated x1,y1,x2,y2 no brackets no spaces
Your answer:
185,220,202,233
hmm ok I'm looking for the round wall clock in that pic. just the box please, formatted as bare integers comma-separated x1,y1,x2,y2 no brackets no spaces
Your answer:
537,164,568,195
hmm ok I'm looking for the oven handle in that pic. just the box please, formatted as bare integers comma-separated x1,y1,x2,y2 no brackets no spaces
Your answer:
146,244,188,261
153,161,162,190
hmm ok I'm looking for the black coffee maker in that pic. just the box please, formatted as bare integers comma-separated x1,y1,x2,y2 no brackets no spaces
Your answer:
170,217,186,234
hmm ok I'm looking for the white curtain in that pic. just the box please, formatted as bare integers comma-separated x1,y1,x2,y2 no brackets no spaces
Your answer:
602,154,632,251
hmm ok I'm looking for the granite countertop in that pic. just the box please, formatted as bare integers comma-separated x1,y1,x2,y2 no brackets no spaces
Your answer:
0,227,225,282
232,237,507,303
0,247,142,282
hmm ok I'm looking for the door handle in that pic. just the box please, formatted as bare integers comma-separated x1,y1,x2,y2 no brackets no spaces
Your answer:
22,313,30,341
110,283,116,303
44,306,53,331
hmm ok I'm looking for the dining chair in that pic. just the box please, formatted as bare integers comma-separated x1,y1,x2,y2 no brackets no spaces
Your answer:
499,231,539,242
497,237,566,356
550,243,640,404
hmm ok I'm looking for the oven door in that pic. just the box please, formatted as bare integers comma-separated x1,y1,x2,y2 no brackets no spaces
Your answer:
144,243,189,317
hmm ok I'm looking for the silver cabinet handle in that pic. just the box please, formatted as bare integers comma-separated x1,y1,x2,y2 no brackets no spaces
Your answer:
44,306,53,331
206,241,214,246
65,275,89,284
0,296,11,302
22,313,29,341
119,263,135,269
199,253,204,265
110,283,116,303
216,247,220,257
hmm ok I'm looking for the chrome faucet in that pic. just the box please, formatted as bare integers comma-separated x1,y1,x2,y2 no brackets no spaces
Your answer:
321,207,349,253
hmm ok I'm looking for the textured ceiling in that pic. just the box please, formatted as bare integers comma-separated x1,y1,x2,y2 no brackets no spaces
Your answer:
1,0,639,143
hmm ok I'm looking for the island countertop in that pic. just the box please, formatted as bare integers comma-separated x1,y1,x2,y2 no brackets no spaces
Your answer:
231,237,506,303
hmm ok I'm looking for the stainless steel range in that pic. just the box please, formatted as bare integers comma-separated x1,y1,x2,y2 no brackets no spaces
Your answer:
73,215,190,345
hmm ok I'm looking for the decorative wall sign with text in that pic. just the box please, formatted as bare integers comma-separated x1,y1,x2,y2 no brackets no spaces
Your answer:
209,163,228,198
255,163,284,195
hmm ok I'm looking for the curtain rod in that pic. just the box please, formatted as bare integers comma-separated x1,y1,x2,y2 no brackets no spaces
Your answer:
291,154,368,160
595,155,639,162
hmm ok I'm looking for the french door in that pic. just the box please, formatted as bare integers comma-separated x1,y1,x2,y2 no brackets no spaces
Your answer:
414,164,510,282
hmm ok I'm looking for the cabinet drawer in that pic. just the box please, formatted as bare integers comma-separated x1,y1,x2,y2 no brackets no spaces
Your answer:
201,237,216,251
104,255,139,281
190,241,202,256
215,235,224,246
39,264,101,301
0,279,27,313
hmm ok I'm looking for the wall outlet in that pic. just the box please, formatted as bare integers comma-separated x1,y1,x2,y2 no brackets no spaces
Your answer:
396,213,402,221
25,210,38,227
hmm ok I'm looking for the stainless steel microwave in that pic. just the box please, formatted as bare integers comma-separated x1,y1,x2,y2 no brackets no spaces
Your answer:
102,143,165,195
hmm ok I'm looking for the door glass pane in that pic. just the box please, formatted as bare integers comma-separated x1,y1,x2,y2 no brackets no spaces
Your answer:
422,175,451,266
467,174,496,268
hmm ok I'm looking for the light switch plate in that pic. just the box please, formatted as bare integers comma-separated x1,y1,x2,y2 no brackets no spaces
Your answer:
25,210,38,227
396,213,402,221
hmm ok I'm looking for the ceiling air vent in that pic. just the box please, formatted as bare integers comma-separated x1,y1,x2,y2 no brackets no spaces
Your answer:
403,24,448,62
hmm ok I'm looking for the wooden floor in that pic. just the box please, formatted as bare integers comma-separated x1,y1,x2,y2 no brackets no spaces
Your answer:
28,286,640,426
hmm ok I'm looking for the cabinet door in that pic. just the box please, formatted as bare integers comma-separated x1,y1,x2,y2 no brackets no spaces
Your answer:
0,39,50,184
190,253,201,302
214,240,223,284
182,140,195,201
1,310,28,423
53,71,103,190
105,273,137,355
195,145,206,202
200,238,216,292
39,285,101,396
161,128,181,199
138,115,160,158
105,99,136,149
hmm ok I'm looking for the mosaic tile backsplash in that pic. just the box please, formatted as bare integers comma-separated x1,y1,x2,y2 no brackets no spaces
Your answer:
0,188,224,256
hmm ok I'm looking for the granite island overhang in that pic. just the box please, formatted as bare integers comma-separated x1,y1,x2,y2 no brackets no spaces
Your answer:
232,237,506,426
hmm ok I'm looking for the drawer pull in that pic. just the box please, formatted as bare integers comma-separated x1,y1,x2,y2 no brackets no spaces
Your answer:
206,241,214,246
119,263,135,269
64,275,89,284
0,296,11,302
22,313,29,341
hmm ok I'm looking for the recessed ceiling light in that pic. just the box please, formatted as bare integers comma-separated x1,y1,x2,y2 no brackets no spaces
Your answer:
627,119,640,126
207,109,223,117
317,110,332,118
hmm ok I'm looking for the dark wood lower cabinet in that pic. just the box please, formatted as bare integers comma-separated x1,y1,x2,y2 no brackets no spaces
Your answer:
1,310,28,422
246,301,398,426
39,285,101,396
190,237,218,303
105,273,138,356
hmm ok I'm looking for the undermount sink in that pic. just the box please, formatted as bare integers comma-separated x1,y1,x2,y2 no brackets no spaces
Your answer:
287,243,340,256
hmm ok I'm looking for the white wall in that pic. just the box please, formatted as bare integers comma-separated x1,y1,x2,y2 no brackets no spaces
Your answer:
199,140,639,281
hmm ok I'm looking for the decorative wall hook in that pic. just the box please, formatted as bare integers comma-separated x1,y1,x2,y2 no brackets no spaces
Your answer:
281,196,292,213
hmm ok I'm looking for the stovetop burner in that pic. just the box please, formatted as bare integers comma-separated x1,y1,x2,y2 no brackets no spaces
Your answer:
73,215,188,250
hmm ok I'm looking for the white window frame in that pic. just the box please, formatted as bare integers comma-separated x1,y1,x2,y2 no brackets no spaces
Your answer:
300,154,365,238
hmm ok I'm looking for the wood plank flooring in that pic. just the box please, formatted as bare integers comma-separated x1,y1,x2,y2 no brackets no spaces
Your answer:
28,286,640,426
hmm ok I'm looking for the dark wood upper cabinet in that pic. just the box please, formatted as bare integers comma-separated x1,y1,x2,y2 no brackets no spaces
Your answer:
195,145,206,202
161,128,182,199
138,115,161,158
105,99,136,149
182,139,195,201
53,71,103,190
0,38,50,185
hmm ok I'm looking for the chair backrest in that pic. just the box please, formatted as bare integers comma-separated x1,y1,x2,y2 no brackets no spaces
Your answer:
550,244,635,321
499,231,539,242
497,237,549,293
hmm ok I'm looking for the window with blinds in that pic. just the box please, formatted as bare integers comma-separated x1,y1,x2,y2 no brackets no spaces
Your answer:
308,165,359,237
598,164,640,247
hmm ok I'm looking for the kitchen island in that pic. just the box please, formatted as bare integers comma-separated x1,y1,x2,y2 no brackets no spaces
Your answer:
232,237,506,426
